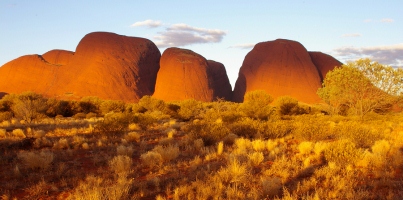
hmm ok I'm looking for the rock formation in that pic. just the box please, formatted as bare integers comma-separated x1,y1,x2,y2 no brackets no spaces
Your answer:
0,32,161,102
309,52,342,81
233,39,342,103
42,50,74,66
153,48,232,102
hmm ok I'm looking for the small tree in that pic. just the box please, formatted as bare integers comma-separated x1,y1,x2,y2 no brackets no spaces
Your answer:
317,60,394,117
12,92,48,123
351,58,403,96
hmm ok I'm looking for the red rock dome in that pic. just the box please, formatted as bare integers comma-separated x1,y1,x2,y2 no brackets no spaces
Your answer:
42,50,74,66
0,32,161,102
153,47,232,102
233,39,339,103
0,55,60,96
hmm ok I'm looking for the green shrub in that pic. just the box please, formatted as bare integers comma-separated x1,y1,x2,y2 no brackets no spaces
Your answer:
96,112,134,134
18,150,54,170
275,96,309,116
79,96,103,114
11,92,48,123
292,116,333,141
229,117,264,138
263,120,294,139
138,95,166,112
100,100,126,115
183,120,230,145
178,99,203,120
202,103,243,123
239,90,274,120
133,113,158,130
0,111,13,122
275,96,299,115
324,139,363,165
334,121,381,148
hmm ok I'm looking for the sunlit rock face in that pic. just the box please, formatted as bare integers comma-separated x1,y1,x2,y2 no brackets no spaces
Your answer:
233,39,342,103
153,47,232,102
0,32,161,102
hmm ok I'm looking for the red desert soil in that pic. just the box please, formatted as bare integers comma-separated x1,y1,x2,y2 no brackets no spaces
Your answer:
0,32,161,102
153,47,232,102
233,39,342,103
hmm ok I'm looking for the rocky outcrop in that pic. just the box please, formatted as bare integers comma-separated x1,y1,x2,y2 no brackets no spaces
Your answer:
309,52,342,81
233,39,341,103
0,32,161,102
153,48,232,102
0,55,60,95
42,50,74,66
207,60,233,100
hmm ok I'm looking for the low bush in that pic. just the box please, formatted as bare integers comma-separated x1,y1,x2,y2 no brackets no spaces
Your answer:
125,132,140,142
0,111,13,122
140,151,163,168
239,90,274,120
0,128,6,138
178,99,203,120
96,112,134,134
229,117,264,138
275,96,299,115
100,100,126,115
292,116,333,141
18,150,54,170
132,113,158,130
263,120,294,139
152,145,180,162
323,139,363,165
334,121,381,148
183,120,230,145
109,155,132,174
12,129,25,138
116,145,134,156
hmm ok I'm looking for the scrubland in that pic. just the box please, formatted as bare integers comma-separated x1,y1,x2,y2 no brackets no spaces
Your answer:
1,92,403,199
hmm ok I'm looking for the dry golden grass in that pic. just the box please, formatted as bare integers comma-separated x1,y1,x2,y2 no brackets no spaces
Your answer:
1,97,403,199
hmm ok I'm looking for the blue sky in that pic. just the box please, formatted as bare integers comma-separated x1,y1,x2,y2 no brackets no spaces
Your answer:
1,0,402,87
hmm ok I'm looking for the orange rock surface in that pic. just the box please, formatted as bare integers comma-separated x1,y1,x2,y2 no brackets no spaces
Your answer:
153,48,232,102
0,32,160,102
233,39,340,103
309,52,342,81
42,50,74,66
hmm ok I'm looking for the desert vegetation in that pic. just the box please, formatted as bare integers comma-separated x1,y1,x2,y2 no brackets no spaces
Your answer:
0,59,403,199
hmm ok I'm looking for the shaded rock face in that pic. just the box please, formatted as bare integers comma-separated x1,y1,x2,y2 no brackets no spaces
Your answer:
233,39,341,103
207,60,233,100
0,32,161,102
153,48,232,102
0,92,7,99
309,52,342,81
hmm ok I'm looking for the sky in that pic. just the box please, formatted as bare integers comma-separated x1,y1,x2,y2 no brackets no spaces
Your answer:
1,0,402,87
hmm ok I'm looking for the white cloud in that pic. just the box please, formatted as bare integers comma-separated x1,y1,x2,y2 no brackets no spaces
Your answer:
380,18,394,23
341,33,362,38
130,19,162,28
332,43,403,67
154,23,226,47
363,18,395,23
228,43,255,49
